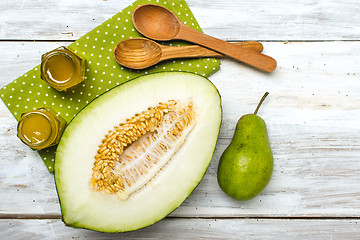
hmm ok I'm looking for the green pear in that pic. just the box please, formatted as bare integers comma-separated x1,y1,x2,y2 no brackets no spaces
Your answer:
217,92,273,201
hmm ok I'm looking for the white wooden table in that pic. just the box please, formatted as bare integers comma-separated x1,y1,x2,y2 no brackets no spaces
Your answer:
1,0,359,239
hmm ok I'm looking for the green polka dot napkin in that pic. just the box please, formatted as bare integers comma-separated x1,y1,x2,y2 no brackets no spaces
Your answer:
0,0,220,173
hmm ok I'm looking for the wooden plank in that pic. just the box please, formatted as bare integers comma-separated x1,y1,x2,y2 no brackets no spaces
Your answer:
1,218,360,239
1,0,360,41
0,41,359,217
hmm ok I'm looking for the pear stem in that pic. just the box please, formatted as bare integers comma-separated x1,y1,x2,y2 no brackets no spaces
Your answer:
254,92,269,115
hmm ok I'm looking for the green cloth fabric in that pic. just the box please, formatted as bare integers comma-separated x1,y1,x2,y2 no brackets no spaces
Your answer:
0,0,220,173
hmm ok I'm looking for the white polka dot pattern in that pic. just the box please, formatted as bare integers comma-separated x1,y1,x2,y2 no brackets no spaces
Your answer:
0,0,220,172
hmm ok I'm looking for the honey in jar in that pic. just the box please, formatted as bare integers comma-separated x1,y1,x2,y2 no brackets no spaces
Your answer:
17,108,66,150
40,46,85,91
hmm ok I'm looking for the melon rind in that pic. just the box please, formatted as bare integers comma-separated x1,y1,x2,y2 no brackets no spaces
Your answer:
54,72,222,232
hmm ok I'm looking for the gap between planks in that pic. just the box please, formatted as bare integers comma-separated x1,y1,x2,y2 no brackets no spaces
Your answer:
0,214,359,220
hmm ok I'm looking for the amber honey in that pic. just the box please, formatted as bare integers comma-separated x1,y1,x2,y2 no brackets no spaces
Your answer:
44,54,76,84
41,46,85,91
21,113,51,145
17,108,66,150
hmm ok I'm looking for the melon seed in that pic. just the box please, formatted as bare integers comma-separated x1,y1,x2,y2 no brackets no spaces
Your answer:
91,100,196,199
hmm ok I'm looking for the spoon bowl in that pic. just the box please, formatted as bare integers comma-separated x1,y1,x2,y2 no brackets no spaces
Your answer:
132,4,180,40
114,38,162,69
114,38,264,69
132,4,277,72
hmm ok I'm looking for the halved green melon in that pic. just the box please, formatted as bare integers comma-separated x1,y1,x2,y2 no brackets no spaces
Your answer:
55,72,222,232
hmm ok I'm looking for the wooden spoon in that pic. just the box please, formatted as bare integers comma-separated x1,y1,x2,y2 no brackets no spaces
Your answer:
132,4,277,72
113,37,264,69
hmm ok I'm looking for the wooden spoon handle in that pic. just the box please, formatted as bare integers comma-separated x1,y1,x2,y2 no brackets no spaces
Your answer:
160,41,263,60
235,41,263,53
177,25,277,72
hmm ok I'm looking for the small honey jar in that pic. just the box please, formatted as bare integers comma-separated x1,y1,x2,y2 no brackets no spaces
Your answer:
17,108,66,150
40,46,85,91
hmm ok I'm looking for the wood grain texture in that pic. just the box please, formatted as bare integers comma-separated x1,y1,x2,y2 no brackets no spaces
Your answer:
1,41,359,218
0,0,359,41
113,39,263,69
1,0,360,237
1,218,360,239
131,3,276,72
175,23,277,72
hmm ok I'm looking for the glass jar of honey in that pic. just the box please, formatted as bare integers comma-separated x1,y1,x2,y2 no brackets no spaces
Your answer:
17,108,66,150
40,46,85,91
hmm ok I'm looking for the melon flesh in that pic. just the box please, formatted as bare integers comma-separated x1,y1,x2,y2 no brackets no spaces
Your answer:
54,72,222,232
